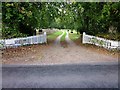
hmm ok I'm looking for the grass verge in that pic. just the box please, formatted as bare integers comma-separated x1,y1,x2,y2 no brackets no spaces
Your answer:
69,32,81,41
60,31,67,48
47,31,62,45
47,31,62,40
60,31,66,42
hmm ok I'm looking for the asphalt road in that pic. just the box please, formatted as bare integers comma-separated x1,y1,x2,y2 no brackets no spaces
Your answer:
2,64,118,88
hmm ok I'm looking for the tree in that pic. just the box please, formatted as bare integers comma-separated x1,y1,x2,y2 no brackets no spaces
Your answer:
2,2,119,39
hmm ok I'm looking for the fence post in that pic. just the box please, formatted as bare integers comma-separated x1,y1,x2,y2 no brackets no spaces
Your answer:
4,39,6,49
44,32,47,43
82,32,86,44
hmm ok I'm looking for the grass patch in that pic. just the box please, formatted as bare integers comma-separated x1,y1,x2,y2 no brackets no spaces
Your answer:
60,31,66,42
47,31,62,40
69,32,81,41
47,31,62,45
60,31,67,48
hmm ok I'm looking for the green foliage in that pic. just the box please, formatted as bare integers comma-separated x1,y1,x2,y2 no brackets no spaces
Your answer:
47,31,62,40
69,32,80,41
96,33,120,41
60,31,66,42
2,2,42,38
2,2,119,40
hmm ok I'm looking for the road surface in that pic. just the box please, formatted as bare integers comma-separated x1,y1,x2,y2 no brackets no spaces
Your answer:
2,64,118,88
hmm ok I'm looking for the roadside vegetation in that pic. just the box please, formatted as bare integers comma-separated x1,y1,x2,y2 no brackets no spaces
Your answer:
60,31,67,48
60,31,66,42
2,2,119,40
69,30,81,41
96,33,120,41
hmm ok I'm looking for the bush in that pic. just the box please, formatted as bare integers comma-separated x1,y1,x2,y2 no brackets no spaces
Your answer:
96,33,120,41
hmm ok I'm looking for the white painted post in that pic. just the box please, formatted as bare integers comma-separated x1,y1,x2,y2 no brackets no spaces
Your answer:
82,32,86,44
117,41,119,50
44,32,47,43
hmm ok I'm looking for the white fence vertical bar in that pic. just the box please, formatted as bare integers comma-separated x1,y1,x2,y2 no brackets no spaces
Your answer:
44,32,47,43
82,32,86,44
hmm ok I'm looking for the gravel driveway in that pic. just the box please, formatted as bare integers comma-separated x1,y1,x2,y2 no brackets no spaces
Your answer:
30,31,118,65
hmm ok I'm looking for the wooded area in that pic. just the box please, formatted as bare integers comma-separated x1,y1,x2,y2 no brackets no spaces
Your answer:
2,2,120,40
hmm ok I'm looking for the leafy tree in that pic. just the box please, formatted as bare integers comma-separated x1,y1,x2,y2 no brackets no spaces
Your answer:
2,2,120,39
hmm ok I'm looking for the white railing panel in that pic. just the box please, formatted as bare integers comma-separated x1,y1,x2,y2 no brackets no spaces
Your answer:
0,32,47,49
82,32,119,50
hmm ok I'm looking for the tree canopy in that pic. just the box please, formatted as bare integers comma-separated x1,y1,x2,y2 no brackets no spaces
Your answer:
2,2,120,39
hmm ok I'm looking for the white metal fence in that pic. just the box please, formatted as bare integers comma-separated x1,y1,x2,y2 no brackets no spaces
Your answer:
0,32,47,49
82,32,120,50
